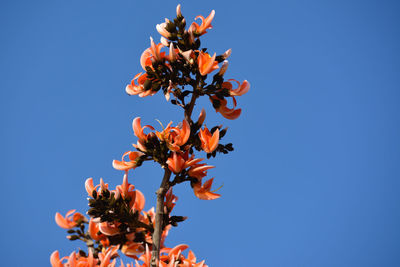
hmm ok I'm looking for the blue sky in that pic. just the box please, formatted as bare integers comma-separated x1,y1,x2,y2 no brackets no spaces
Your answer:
1,0,400,266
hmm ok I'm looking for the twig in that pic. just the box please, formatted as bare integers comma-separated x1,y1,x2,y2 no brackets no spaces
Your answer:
184,87,199,123
150,168,172,267
151,80,200,266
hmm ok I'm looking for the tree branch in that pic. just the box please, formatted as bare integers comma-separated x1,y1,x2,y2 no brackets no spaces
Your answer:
184,86,199,123
151,80,200,266
150,168,172,267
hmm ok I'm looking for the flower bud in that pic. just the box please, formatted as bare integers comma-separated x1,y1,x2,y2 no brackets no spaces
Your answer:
176,4,182,17
156,21,171,38
218,60,229,76
197,108,206,126
222,48,232,59
188,27,195,44
160,37,169,47
169,43,177,62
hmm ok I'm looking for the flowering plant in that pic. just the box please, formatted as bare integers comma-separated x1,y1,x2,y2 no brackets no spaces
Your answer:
51,4,249,267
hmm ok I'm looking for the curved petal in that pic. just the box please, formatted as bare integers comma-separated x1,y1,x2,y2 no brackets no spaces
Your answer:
133,189,145,211
85,178,95,197
55,212,74,229
168,244,189,257
50,251,63,267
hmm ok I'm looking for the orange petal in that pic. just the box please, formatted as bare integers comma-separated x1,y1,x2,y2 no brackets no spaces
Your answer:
50,251,63,267
55,211,75,229
168,244,189,257
85,178,95,197
133,189,145,211
89,218,103,241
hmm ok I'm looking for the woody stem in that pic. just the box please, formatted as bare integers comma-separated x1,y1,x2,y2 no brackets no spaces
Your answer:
151,82,199,266
184,87,199,123
151,168,171,267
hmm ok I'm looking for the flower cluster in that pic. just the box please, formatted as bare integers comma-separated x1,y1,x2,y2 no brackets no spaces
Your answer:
51,244,207,267
136,244,208,267
51,175,193,266
52,4,249,267
112,114,223,200
125,5,249,120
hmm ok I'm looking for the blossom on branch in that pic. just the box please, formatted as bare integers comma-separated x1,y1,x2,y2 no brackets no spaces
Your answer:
210,95,242,120
112,151,144,171
55,210,85,229
197,51,219,76
224,79,251,96
134,244,208,267
50,250,98,267
190,10,215,36
155,119,190,152
140,38,165,70
199,126,219,153
193,178,221,200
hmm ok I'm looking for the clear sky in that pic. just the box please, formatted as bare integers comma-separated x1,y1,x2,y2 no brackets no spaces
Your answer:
1,0,400,266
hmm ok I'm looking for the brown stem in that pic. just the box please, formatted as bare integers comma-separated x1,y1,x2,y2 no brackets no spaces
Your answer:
184,89,199,123
151,81,200,266
150,168,172,267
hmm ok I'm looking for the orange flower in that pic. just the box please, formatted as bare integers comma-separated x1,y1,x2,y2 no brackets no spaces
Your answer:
115,173,135,199
199,127,219,153
188,162,214,180
167,244,190,257
117,173,144,211
132,117,155,142
167,152,204,174
125,72,156,97
149,37,164,62
197,51,219,76
50,250,98,267
121,242,144,259
50,251,64,267
140,37,165,70
210,95,242,120
193,178,221,200
136,245,151,267
55,210,85,229
98,246,119,267
166,152,186,174
223,79,250,96
155,121,173,141
165,187,178,211
169,119,190,149
112,151,144,171
191,10,215,35
88,174,145,212
99,221,120,236
89,218,106,241
85,178,108,197
133,189,145,212
183,250,201,266
156,119,190,151
158,244,208,267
